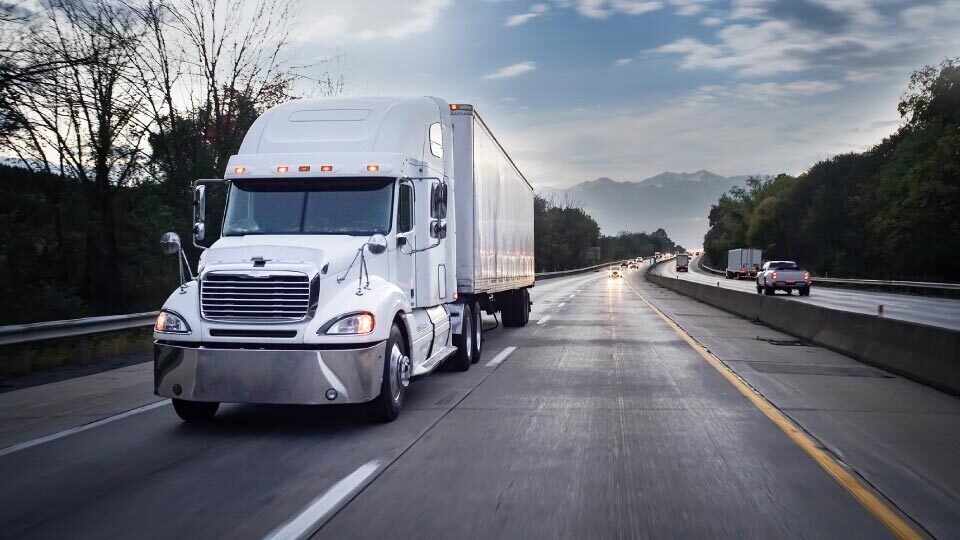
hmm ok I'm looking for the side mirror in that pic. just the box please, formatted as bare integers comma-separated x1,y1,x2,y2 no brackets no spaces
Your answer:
160,232,182,255
430,219,447,239
193,222,206,243
193,185,206,224
366,233,388,255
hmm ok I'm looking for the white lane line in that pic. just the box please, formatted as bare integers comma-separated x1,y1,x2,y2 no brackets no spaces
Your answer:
485,346,517,368
536,315,552,325
0,399,171,458
569,293,576,298
265,460,382,540
557,302,566,308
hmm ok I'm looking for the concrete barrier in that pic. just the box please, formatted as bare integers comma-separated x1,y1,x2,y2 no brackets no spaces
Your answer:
646,268,960,395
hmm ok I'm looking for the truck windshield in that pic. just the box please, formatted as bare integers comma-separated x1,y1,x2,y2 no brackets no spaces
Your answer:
223,178,394,236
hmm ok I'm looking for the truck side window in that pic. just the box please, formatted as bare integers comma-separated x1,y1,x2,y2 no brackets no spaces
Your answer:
429,122,443,158
398,183,413,233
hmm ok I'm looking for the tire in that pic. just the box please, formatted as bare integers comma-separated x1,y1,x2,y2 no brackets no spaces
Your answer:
172,399,219,422
518,288,530,327
449,303,473,372
764,286,775,296
471,301,483,364
799,287,810,297
367,323,409,423
786,289,792,295
756,285,762,294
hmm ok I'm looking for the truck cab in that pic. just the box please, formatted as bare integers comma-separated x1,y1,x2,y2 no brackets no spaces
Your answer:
153,97,533,423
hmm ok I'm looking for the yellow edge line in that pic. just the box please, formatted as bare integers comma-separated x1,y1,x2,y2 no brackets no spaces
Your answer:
625,277,921,540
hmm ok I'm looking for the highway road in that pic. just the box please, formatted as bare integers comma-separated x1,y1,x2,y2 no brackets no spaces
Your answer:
1,267,958,539
653,256,960,331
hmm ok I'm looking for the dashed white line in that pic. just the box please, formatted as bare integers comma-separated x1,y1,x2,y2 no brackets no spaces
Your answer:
557,302,566,308
569,293,576,299
536,315,552,325
264,460,382,540
0,399,171,458
485,346,517,368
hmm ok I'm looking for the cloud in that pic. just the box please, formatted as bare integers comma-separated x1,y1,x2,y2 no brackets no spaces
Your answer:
687,80,842,106
614,57,634,65
572,0,663,19
505,3,550,27
484,61,538,79
701,16,723,25
669,0,713,16
291,0,452,46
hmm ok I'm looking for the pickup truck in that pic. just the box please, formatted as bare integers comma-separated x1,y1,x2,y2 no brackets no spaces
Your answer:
756,261,811,296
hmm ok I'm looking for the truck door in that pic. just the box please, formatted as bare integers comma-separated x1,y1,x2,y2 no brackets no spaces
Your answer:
396,180,416,303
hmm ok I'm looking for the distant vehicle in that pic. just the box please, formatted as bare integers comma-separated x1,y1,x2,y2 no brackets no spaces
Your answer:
609,266,622,278
676,253,689,272
629,262,638,269
726,248,762,279
620,261,629,267
654,251,661,259
756,261,811,296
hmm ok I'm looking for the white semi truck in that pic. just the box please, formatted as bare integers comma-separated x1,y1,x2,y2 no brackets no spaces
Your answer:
726,248,762,279
153,97,534,422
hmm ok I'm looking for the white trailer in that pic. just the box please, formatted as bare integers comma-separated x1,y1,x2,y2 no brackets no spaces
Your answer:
152,97,533,423
726,248,762,279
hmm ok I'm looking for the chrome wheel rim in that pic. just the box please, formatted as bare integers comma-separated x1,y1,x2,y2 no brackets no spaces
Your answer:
474,310,482,354
465,315,473,360
389,343,410,402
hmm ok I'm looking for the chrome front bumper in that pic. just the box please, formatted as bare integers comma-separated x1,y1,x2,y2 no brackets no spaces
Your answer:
154,342,386,405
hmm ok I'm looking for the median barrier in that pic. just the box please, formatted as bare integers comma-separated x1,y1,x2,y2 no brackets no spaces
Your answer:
646,263,960,395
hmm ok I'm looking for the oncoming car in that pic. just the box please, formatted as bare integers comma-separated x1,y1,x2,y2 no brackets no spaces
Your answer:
608,266,622,278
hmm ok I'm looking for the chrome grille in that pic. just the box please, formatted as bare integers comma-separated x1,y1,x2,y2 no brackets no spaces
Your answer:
200,273,311,321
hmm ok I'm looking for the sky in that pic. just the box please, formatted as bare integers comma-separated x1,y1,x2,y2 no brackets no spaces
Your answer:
287,0,960,189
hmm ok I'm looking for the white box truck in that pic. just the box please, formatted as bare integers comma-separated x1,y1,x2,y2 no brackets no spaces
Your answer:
153,97,534,423
726,248,762,279
676,254,689,272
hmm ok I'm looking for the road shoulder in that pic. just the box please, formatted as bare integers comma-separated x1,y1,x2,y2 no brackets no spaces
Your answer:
633,270,960,539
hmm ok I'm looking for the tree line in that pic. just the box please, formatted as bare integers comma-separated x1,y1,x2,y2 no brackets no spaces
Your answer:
534,195,683,272
0,0,343,324
703,59,960,282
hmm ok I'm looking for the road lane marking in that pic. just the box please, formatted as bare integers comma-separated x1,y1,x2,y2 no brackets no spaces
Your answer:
485,346,517,368
569,293,576,298
536,315,552,325
557,302,566,308
623,277,922,540
0,399,171,458
265,460,382,540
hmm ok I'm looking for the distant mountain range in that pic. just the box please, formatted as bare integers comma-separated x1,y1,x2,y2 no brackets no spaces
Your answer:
537,170,751,249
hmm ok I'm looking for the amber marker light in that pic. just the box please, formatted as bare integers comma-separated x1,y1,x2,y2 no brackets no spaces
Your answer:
276,166,289,173
366,165,380,172
298,165,310,172
233,166,246,174
320,165,333,172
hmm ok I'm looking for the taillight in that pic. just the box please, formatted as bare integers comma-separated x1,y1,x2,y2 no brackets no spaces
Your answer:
772,271,778,280
804,271,810,282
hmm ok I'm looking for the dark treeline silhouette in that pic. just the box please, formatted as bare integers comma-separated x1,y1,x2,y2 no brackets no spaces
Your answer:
534,195,683,272
703,59,960,282
0,0,343,325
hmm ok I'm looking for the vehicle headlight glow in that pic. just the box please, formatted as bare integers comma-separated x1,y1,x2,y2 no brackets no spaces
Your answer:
155,311,191,334
322,312,375,335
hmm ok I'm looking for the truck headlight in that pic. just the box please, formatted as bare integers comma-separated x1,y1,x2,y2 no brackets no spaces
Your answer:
321,312,375,335
155,310,191,334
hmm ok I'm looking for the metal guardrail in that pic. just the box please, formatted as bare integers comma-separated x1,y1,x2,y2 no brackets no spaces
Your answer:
0,312,158,347
2,257,659,346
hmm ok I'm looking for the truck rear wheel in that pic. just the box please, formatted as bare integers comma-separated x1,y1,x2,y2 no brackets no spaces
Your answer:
367,324,408,423
764,286,775,296
799,287,810,297
449,303,474,371
502,289,530,327
172,399,219,422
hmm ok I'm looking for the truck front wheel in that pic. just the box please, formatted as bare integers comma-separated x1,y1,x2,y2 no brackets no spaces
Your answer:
471,301,483,363
367,324,408,423
172,399,219,422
